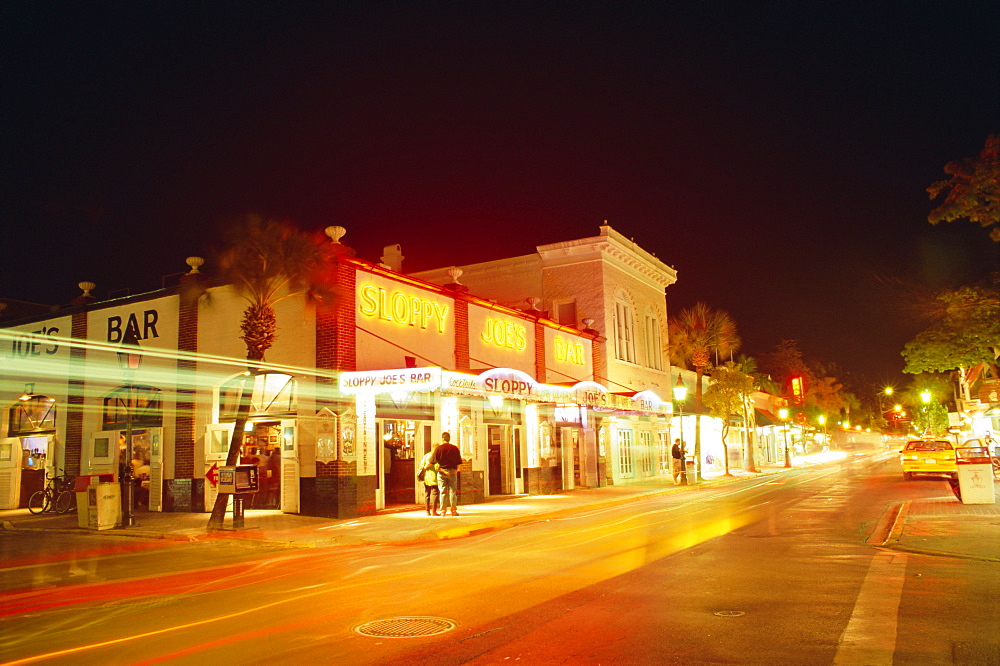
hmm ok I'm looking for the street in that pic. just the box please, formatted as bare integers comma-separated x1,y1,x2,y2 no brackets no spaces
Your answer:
2,454,998,665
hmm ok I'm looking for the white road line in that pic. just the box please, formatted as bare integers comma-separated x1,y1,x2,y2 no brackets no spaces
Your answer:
833,550,908,665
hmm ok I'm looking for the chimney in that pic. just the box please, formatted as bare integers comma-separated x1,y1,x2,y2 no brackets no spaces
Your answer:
381,244,404,272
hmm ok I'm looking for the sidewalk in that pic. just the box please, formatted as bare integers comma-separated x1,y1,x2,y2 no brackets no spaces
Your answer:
3,460,997,562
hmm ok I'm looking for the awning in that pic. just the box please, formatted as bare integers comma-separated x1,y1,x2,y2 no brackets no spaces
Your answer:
755,409,778,426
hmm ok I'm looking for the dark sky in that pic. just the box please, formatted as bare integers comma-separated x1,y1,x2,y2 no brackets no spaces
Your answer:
3,2,998,390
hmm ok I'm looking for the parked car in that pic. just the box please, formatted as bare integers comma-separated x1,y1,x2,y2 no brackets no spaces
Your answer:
899,439,957,480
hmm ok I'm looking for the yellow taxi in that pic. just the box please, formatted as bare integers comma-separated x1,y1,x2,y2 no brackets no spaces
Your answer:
899,439,957,479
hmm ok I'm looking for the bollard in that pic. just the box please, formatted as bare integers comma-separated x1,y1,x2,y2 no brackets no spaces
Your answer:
233,494,245,529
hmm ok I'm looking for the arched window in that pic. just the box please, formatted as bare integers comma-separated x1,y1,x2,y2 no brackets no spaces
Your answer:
8,394,57,435
219,372,297,420
613,297,636,363
102,386,163,429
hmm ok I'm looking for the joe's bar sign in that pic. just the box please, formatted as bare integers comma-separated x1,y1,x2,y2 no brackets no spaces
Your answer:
340,367,443,394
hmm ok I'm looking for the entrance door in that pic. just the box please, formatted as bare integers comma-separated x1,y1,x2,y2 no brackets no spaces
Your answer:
488,425,509,495
279,419,298,513
0,438,22,510
146,428,163,511
562,427,581,490
204,423,234,511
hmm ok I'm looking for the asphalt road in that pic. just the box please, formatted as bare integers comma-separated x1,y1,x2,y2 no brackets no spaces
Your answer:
2,455,997,665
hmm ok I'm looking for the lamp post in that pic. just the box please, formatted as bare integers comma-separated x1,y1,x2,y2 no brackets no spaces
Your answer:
878,387,893,429
779,407,791,468
673,376,688,485
116,330,142,529
919,388,932,437
818,414,827,450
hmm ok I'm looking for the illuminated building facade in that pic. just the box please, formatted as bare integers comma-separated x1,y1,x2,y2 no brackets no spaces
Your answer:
0,226,677,517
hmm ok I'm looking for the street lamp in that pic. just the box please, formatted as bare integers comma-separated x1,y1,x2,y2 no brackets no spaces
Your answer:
818,414,827,450
878,387,893,429
919,388,932,436
778,407,791,468
673,376,688,485
116,329,142,529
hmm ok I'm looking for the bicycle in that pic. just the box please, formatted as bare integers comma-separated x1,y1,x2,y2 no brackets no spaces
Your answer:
27,472,77,515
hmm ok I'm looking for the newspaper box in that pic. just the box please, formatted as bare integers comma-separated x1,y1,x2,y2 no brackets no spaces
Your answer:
955,446,995,505
85,482,122,530
218,465,259,494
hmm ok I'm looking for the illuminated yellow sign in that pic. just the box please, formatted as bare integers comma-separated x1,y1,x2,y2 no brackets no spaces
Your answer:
481,317,527,350
554,336,585,365
358,284,449,333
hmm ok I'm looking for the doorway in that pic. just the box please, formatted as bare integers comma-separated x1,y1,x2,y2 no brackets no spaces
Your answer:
378,419,418,506
488,424,511,495
240,422,281,509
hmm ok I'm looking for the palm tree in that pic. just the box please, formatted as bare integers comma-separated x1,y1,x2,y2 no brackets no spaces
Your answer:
669,303,741,482
207,216,337,530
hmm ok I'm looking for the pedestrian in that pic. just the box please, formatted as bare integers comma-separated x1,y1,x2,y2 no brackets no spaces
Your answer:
418,451,440,515
430,432,463,515
671,438,685,484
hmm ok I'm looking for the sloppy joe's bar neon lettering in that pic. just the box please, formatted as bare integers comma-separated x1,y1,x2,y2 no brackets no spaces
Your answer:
358,284,449,333
481,318,527,350
554,336,585,365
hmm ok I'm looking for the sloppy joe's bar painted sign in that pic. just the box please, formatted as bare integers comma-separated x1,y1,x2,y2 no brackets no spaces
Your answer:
338,366,666,415
340,367,443,394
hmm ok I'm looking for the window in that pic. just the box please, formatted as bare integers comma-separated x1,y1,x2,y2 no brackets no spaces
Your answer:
639,431,654,475
614,301,636,363
658,432,670,472
102,386,162,429
618,429,634,477
644,315,663,370
556,301,577,327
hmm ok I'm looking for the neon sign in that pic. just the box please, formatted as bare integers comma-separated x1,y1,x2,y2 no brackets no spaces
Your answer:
358,284,449,333
554,336,585,365
481,317,527,350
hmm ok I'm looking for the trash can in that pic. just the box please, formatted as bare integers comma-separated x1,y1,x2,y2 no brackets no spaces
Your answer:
75,475,93,528
87,482,122,530
955,447,996,505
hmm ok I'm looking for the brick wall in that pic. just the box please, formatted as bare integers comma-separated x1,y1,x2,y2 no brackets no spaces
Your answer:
453,298,470,370
174,275,200,478
65,312,88,476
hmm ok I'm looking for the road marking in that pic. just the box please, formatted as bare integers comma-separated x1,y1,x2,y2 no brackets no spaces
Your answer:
833,550,908,665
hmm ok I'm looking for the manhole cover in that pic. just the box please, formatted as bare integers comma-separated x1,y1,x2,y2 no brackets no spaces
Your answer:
354,616,456,638
714,610,746,617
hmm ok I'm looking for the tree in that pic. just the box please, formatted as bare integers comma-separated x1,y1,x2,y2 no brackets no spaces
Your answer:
756,339,810,392
905,376,951,437
207,216,338,530
669,303,740,481
927,134,1000,242
703,362,755,476
902,280,1000,375
734,355,763,473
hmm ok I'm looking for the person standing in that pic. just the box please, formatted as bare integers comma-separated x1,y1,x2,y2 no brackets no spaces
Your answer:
430,432,463,516
418,451,440,515
671,438,685,485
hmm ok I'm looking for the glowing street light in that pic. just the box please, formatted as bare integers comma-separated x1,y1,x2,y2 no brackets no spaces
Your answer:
778,407,791,468
673,376,688,485
919,389,932,436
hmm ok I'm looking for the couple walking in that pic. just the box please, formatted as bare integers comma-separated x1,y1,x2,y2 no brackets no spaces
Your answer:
419,432,463,516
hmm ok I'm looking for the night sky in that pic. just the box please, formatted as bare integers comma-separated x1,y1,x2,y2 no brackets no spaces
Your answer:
3,2,998,389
